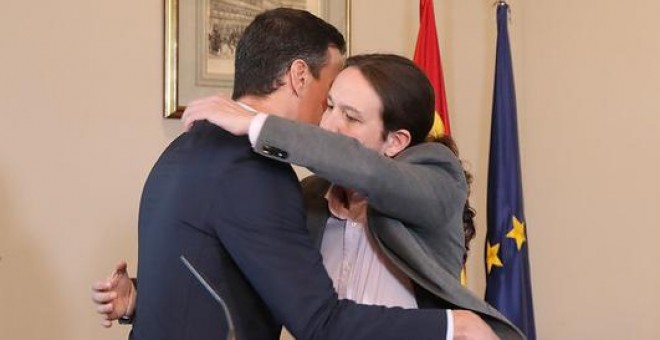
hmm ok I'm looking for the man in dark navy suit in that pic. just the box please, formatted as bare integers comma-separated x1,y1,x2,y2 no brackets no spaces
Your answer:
94,8,499,340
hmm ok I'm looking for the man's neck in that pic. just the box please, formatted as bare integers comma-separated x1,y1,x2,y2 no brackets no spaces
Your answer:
237,93,293,120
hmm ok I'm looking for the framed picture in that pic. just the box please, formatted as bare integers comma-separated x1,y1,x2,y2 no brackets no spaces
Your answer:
164,0,352,118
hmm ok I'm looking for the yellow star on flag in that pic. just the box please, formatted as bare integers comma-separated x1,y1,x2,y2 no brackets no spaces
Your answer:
486,241,503,274
507,215,527,251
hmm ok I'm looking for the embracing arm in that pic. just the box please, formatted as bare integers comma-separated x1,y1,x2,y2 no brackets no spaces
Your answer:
180,95,465,230
181,95,466,226
255,115,467,230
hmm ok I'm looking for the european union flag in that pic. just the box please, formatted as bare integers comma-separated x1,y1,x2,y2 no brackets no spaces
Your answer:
485,3,537,339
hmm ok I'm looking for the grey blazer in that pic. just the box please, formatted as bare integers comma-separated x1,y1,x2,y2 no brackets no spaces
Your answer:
255,116,525,340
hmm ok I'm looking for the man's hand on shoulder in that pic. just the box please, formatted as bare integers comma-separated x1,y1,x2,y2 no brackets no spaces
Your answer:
453,310,499,340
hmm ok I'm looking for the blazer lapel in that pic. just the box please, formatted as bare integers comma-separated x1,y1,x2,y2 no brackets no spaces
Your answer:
367,212,521,338
301,176,331,249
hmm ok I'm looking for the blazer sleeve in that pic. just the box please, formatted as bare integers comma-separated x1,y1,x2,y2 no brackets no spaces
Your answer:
253,115,468,230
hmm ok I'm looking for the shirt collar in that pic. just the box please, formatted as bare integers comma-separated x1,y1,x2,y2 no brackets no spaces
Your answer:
324,185,368,223
237,101,258,113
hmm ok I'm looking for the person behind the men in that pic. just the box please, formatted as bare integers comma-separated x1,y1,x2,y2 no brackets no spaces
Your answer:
108,7,501,340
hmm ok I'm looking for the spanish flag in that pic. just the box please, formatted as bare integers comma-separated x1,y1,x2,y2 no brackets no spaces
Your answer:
413,0,466,285
413,0,450,137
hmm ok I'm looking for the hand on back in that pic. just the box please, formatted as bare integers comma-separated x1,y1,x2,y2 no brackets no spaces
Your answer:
452,310,499,340
91,261,136,328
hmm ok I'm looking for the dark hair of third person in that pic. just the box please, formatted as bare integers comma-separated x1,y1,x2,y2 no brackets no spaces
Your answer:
434,135,477,265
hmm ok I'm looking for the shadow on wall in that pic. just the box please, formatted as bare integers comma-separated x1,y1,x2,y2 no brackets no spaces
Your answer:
0,170,71,339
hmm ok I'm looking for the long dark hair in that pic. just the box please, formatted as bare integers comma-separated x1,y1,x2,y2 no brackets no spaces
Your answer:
431,135,477,265
346,54,476,262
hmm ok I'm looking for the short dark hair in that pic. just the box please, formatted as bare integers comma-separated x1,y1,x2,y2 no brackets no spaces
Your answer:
232,8,346,100
344,54,435,146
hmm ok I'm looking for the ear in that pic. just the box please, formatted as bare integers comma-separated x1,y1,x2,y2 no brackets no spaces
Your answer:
382,129,412,157
288,59,310,96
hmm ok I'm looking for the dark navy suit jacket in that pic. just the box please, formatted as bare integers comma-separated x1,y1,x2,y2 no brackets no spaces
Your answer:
131,122,448,340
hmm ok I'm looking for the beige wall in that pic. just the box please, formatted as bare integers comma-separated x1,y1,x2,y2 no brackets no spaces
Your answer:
1,0,659,339
0,1,176,339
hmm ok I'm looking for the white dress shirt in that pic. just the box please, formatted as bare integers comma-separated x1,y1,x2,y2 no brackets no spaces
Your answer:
321,185,418,308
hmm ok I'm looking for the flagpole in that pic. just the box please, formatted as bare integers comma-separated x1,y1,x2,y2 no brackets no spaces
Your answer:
494,1,512,22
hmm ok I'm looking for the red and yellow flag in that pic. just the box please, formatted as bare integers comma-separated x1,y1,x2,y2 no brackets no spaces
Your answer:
414,0,466,285
413,0,450,137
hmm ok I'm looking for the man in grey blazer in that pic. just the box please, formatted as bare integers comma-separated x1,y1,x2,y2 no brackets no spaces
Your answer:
256,115,520,337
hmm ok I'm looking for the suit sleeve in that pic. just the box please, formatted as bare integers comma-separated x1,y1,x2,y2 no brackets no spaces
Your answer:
211,157,448,340
253,115,467,231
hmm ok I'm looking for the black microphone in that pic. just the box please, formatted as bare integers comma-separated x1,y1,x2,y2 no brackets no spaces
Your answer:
180,255,237,340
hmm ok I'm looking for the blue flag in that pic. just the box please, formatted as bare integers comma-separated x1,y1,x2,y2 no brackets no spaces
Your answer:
485,3,537,339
